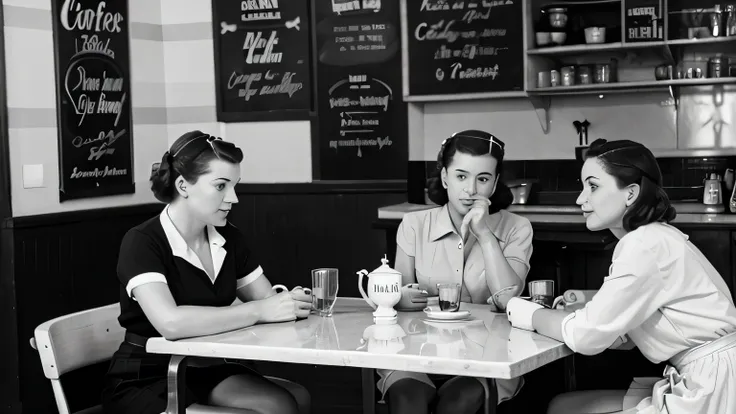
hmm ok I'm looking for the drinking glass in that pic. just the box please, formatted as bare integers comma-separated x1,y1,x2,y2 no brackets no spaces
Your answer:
436,283,461,312
528,280,555,308
312,268,339,316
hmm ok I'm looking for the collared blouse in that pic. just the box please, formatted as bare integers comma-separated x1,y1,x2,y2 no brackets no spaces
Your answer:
397,205,534,304
561,222,736,362
116,206,263,337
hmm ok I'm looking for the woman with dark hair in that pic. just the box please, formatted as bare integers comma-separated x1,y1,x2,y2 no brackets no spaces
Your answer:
102,131,312,414
507,139,736,414
378,130,534,414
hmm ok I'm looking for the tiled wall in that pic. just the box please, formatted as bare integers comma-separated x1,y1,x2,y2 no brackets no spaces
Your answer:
3,0,167,216
159,0,312,183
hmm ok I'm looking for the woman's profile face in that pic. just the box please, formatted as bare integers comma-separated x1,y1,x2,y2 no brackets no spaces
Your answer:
442,151,498,217
180,158,241,227
576,158,630,232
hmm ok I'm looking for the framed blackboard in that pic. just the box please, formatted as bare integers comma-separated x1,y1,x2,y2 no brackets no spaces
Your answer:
400,0,525,100
314,0,408,180
51,0,135,201
212,0,315,122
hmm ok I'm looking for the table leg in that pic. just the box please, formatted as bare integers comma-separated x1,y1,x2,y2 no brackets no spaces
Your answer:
165,355,188,414
565,355,577,392
361,368,375,414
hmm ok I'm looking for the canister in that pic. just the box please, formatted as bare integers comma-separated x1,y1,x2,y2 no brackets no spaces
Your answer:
550,70,560,87
708,57,723,78
561,66,575,86
577,66,592,84
537,71,551,88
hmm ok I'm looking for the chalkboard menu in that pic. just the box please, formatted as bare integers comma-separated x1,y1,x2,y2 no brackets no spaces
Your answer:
624,0,663,42
315,0,408,180
212,0,313,122
51,0,134,201
402,0,524,97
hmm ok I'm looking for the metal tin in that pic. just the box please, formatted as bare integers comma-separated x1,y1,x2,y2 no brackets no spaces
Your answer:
595,64,611,83
537,71,551,88
578,66,592,84
709,57,723,78
561,66,575,86
550,70,560,87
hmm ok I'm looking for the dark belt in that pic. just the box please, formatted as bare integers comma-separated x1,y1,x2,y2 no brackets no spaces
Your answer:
124,331,149,348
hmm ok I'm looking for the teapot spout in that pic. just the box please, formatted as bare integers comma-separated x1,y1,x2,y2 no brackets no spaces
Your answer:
356,269,377,310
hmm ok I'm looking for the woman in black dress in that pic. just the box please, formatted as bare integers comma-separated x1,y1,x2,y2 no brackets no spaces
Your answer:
102,130,312,414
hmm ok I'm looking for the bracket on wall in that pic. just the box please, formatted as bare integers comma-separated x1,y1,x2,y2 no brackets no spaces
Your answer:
668,85,680,111
528,96,551,134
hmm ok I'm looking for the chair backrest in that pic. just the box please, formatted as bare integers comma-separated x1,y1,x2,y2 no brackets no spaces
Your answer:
32,303,124,380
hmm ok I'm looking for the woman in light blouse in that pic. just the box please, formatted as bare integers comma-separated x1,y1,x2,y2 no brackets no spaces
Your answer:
380,130,534,414
507,139,736,414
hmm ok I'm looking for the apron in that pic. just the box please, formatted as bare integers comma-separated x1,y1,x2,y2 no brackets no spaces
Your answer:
623,331,736,413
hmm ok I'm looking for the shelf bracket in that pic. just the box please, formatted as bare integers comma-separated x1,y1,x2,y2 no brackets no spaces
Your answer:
528,96,551,134
668,85,680,111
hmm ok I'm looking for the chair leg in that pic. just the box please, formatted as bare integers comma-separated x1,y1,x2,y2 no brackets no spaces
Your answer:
165,355,188,414
361,368,376,414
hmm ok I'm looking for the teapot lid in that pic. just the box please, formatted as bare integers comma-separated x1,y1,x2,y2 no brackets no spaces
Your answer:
372,254,401,275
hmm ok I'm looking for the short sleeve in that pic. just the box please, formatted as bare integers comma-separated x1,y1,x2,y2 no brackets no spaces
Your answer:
502,218,533,278
117,229,168,298
233,227,264,289
396,214,418,257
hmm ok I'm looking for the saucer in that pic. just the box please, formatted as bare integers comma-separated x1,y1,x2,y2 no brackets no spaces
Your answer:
423,307,471,321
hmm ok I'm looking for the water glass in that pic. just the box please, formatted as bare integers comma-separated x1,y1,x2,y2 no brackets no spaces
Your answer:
312,268,339,316
528,280,555,308
437,283,461,312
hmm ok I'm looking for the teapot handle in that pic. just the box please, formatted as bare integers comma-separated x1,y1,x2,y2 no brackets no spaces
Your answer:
356,269,377,310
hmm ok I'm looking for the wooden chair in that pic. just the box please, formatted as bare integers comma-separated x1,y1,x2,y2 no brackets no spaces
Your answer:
29,303,260,414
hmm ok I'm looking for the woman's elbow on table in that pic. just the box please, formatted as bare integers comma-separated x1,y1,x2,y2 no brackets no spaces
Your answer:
565,329,622,356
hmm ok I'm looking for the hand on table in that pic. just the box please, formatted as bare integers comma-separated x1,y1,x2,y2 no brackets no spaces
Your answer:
506,297,544,332
258,291,312,323
396,283,428,311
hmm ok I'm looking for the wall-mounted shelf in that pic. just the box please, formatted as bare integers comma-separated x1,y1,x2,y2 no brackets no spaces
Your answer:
527,76,736,132
667,37,736,47
528,40,668,56
527,77,736,96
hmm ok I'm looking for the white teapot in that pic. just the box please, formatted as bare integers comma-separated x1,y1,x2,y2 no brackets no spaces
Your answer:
356,255,402,324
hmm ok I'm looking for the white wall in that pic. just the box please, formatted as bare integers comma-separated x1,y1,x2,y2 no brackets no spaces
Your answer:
159,0,312,183
4,0,167,216
411,84,736,162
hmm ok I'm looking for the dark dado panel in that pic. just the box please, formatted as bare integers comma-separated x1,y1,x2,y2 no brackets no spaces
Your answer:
8,181,405,414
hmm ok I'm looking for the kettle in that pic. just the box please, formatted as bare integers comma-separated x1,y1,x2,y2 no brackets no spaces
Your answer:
356,255,403,324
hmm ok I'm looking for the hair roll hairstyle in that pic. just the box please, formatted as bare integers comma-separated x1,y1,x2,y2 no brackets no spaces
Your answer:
150,130,244,203
426,129,513,214
585,138,676,231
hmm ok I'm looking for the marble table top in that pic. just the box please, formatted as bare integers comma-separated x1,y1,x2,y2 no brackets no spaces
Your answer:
147,298,571,379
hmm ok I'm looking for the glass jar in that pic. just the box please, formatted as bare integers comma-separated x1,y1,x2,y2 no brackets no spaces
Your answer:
709,57,723,78
561,66,575,86
577,66,592,84
548,8,568,29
